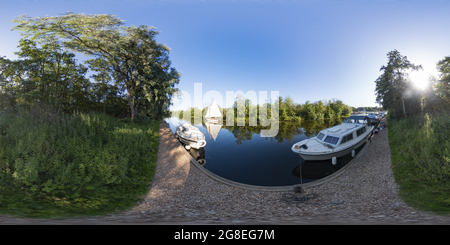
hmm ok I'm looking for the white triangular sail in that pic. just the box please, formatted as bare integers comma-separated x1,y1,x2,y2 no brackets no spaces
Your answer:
206,99,222,118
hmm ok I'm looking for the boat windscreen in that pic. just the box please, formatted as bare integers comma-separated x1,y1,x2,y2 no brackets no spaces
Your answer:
343,116,368,124
323,135,339,144
317,133,325,140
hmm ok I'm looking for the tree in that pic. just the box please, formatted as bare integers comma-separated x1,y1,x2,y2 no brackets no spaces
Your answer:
13,12,180,121
375,50,422,118
1,39,91,112
436,56,450,104
314,100,325,120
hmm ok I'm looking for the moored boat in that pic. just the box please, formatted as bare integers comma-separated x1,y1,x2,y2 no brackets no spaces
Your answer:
291,116,374,161
176,123,207,150
367,112,381,126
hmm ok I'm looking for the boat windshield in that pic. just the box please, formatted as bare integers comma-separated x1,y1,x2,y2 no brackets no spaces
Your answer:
343,116,367,124
323,135,339,145
317,133,325,140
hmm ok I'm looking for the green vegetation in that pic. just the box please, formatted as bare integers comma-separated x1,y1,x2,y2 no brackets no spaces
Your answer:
388,113,450,214
4,12,180,121
172,95,354,125
0,107,159,218
375,50,450,214
0,13,175,218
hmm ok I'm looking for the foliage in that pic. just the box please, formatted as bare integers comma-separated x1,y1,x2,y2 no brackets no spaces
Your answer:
171,95,354,124
12,12,180,121
434,56,450,112
375,50,422,119
0,109,159,218
388,113,450,214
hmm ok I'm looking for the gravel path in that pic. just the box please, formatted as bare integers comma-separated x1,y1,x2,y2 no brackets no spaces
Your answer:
1,119,450,224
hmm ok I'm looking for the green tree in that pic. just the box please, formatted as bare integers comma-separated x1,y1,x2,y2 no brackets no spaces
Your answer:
301,101,316,120
13,12,180,121
2,39,91,112
284,96,296,118
375,50,422,118
314,100,325,120
328,99,345,118
436,56,450,104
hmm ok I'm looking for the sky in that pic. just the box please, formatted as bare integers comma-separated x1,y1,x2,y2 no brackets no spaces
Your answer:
1,0,450,111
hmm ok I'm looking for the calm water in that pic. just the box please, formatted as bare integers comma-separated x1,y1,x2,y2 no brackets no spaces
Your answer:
165,117,366,187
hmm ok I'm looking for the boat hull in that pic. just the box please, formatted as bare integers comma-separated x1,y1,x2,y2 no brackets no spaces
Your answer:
296,131,371,161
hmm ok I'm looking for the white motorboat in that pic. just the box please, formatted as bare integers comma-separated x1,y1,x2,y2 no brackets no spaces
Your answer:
176,123,207,150
291,116,374,161
205,99,222,123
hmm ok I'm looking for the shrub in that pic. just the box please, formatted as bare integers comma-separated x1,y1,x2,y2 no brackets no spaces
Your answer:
389,112,450,214
0,110,159,217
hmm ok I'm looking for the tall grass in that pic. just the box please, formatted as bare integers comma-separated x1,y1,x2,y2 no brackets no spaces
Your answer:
389,112,450,214
0,109,159,218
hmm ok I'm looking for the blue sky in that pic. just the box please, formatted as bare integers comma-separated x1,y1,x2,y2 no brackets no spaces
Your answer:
1,0,450,111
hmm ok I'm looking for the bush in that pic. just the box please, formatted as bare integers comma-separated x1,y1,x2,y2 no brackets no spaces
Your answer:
134,112,150,124
0,110,159,218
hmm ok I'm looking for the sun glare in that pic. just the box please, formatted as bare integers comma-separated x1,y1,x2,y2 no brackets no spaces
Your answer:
409,69,431,90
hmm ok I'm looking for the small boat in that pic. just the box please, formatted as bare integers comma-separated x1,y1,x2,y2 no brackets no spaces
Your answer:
291,116,374,161
205,99,222,123
176,123,207,150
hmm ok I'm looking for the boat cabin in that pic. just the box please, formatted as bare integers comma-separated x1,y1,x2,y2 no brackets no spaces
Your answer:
314,116,369,147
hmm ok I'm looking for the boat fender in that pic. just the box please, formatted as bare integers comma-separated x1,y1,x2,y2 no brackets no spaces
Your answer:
185,145,191,150
300,144,308,150
332,156,337,165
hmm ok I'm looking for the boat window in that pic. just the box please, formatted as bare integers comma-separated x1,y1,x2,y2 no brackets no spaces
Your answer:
356,128,363,136
323,135,339,145
341,133,353,144
317,133,325,140
344,118,355,123
356,127,367,136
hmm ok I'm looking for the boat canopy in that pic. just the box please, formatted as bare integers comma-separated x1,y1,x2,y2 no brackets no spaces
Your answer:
342,116,369,124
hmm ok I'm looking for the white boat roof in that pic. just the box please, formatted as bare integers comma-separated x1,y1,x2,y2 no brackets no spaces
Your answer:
320,116,368,137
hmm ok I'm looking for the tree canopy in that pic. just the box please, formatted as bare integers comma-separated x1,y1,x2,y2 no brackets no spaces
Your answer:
375,50,422,119
12,12,180,121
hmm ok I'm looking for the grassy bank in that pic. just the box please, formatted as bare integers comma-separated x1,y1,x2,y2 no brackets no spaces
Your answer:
0,109,159,218
389,112,450,215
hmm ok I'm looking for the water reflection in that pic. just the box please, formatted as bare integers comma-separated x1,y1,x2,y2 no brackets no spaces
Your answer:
205,121,222,141
165,117,364,186
188,147,206,166
204,119,342,145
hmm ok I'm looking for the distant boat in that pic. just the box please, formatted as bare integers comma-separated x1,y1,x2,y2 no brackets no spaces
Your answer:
367,112,381,126
205,121,222,141
205,99,222,123
291,115,374,161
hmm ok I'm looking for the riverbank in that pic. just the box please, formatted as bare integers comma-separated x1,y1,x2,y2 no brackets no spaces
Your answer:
389,112,450,214
2,119,450,224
